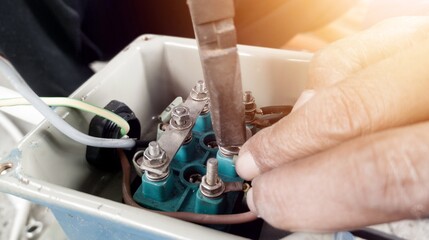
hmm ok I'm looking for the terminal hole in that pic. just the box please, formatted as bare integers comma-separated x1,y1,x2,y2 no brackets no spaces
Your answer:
203,134,218,149
183,166,205,185
0,163,13,175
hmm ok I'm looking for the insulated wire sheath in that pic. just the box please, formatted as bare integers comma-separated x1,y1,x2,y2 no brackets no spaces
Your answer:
259,105,293,115
118,149,258,225
0,97,130,135
0,57,136,148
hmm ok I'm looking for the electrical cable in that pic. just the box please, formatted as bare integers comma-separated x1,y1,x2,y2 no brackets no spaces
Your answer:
252,113,288,128
0,97,130,135
259,105,293,115
118,149,258,225
249,105,293,128
0,57,136,149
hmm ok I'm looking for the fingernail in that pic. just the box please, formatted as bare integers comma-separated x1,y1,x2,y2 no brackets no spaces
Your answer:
246,188,257,213
292,89,316,112
236,151,261,181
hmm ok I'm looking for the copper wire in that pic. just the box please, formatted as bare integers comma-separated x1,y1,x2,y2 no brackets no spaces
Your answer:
259,105,293,115
118,149,258,225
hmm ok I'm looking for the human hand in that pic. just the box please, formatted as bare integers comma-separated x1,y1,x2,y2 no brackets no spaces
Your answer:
236,17,429,232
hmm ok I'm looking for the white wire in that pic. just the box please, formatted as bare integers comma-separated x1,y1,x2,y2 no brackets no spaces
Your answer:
0,112,24,143
0,57,136,148
0,97,130,135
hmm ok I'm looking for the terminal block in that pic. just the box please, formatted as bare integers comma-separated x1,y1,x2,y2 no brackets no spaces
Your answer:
131,81,291,219
132,91,242,215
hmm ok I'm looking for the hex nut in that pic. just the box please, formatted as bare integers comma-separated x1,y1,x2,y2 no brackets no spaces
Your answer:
200,175,225,198
170,106,193,130
190,80,209,101
143,147,167,168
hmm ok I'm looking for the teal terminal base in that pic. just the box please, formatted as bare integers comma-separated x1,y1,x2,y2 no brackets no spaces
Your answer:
193,112,212,133
141,171,175,202
216,151,238,178
195,191,225,214
133,114,243,215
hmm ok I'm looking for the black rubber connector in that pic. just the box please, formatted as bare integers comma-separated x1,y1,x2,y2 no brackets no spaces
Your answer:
86,100,141,171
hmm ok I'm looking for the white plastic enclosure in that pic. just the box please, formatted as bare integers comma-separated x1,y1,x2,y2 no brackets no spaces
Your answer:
0,35,311,239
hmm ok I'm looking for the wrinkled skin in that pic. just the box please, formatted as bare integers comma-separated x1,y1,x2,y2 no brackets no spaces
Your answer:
236,17,429,232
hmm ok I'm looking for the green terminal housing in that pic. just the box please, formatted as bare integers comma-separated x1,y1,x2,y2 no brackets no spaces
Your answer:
133,113,242,215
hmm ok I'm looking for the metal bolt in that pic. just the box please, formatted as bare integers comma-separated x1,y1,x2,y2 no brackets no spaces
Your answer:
190,80,209,101
170,105,192,130
200,158,225,198
142,142,170,180
206,158,218,186
148,141,161,156
243,91,254,103
195,80,206,93
143,141,167,170
172,106,189,125
243,91,257,123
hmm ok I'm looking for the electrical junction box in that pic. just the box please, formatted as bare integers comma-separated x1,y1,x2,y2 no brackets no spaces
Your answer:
0,35,311,239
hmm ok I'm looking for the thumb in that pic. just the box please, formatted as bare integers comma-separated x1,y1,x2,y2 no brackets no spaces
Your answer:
246,122,429,231
236,89,316,180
